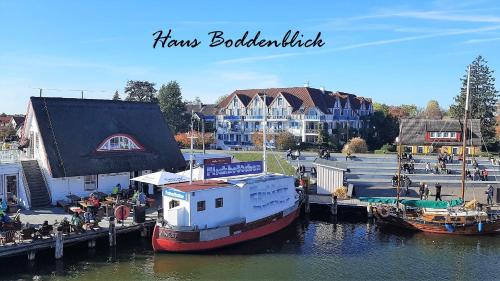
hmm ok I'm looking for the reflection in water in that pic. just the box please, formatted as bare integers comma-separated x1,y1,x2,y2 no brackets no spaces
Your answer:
0,213,499,281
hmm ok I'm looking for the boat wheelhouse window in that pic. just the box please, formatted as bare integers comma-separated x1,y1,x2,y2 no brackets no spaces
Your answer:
197,200,206,212
97,135,142,151
215,198,223,208
169,200,180,209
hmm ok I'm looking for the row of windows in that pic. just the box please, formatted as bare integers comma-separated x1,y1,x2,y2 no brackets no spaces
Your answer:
197,198,223,211
429,132,457,138
167,197,223,211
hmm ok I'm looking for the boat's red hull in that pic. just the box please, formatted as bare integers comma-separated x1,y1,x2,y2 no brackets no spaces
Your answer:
152,207,300,252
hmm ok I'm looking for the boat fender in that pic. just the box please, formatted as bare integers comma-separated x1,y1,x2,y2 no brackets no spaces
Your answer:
377,207,390,218
445,223,454,233
478,222,484,232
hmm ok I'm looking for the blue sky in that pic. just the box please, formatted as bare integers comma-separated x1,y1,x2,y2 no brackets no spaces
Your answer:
1,0,499,113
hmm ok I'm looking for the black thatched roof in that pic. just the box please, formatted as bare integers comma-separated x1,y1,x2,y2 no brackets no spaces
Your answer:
400,118,482,146
30,97,185,178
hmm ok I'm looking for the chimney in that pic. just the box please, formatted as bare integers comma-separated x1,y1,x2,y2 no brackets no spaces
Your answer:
319,86,325,93
303,81,310,87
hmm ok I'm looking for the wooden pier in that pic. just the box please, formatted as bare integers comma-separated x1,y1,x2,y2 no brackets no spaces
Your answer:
307,194,370,217
0,217,156,261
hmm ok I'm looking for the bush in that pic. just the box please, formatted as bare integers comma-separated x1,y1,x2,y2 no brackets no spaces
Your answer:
380,143,396,153
275,132,296,150
342,137,368,154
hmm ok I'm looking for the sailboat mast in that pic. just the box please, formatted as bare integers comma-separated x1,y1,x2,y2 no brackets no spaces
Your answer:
396,126,401,202
189,110,194,184
461,65,471,200
262,93,267,175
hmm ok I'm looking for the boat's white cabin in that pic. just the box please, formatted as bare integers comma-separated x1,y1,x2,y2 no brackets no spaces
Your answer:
161,174,297,229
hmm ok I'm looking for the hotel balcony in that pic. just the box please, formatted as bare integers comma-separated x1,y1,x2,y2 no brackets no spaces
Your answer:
305,128,319,134
268,115,289,121
245,115,263,121
304,115,325,121
268,128,286,134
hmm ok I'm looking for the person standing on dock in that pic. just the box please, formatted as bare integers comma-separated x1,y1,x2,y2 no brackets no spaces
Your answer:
435,183,442,201
487,184,494,205
424,184,430,200
419,182,425,200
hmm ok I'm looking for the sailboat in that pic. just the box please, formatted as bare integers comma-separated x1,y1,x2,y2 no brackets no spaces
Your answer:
152,94,302,252
364,66,500,235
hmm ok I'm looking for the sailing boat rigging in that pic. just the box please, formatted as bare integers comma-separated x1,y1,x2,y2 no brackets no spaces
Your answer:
364,65,500,235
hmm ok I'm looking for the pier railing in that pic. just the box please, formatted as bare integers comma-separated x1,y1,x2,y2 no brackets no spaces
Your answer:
0,149,20,164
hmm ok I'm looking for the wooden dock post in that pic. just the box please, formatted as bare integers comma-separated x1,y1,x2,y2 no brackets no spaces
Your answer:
304,193,310,214
55,229,64,259
88,239,96,248
109,217,117,247
27,250,36,261
140,224,147,238
367,203,373,218
330,195,338,216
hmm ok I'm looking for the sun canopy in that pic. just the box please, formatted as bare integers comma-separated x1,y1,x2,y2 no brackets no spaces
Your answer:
359,197,464,209
130,170,189,185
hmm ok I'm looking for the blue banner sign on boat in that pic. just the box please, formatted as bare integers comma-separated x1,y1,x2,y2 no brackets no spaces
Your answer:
204,161,263,179
163,188,187,200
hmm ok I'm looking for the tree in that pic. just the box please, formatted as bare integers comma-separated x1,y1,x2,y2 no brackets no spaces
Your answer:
449,56,499,149
174,133,190,148
124,80,158,102
424,100,443,119
388,104,418,119
251,132,272,149
191,96,202,104
215,94,230,106
276,132,296,150
158,81,189,133
317,122,330,146
342,137,368,154
365,103,399,150
112,90,121,101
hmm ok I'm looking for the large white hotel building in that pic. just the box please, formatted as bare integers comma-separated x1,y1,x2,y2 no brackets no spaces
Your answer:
214,86,373,150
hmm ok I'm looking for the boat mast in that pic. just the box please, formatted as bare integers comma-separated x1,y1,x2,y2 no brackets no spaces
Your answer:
396,126,401,203
190,110,194,184
461,65,471,200
262,93,267,175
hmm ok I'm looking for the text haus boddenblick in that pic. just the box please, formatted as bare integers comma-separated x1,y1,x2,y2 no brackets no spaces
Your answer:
152,29,326,48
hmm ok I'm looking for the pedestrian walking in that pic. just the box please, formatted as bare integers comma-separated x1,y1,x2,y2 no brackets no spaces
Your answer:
482,169,488,181
424,184,430,200
419,182,425,200
404,176,411,195
435,182,442,201
487,184,494,205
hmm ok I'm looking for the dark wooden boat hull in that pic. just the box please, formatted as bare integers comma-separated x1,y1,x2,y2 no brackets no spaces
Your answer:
374,209,500,235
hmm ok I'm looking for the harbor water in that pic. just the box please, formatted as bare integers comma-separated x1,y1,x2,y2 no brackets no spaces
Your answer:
1,212,499,281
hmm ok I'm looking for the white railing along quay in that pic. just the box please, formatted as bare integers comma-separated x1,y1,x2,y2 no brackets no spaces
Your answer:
0,149,20,164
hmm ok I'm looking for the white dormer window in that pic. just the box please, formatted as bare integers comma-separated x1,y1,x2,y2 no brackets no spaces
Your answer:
97,134,144,151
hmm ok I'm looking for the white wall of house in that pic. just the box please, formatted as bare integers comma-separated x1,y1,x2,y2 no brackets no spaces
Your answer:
0,163,29,209
46,172,130,204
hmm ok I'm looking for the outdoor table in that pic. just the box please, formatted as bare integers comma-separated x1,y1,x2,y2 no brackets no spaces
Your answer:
78,201,89,209
94,191,108,200
66,194,81,205
69,206,82,214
